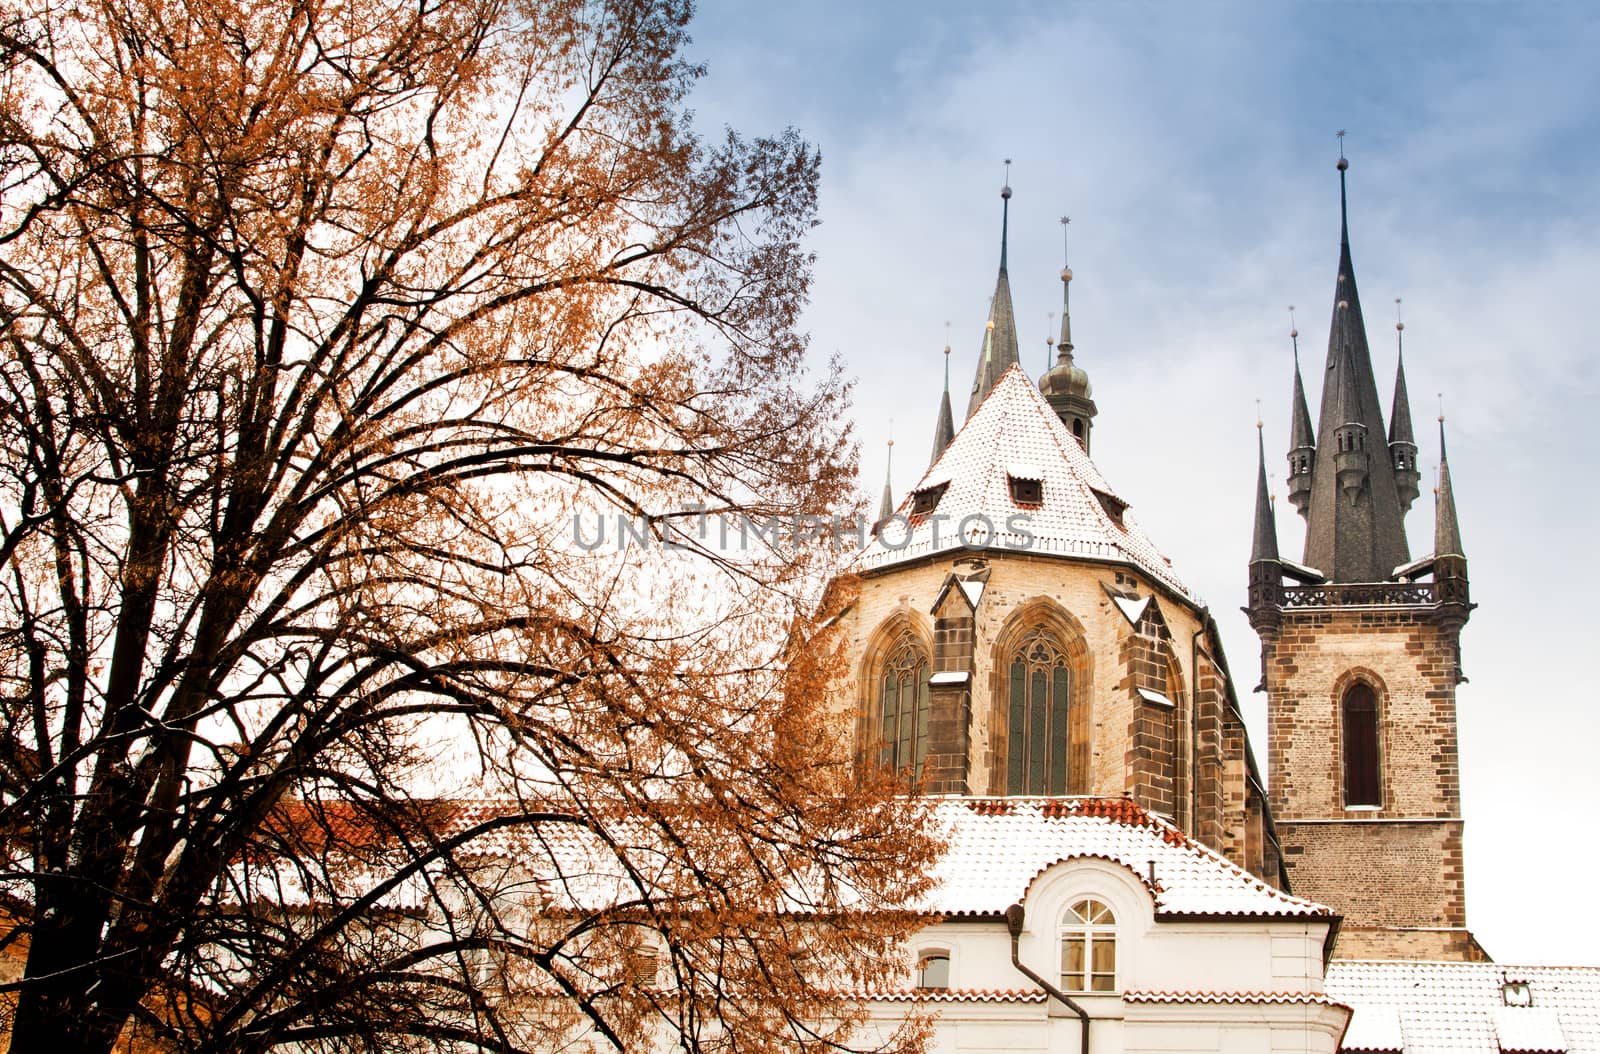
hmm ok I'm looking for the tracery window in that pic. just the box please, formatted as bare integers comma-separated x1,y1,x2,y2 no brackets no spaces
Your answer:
1059,898,1116,993
1005,629,1071,795
877,633,930,774
1343,681,1381,807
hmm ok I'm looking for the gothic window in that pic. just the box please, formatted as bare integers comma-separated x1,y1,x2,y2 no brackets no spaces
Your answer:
1343,681,1381,807
1005,629,1071,795
1060,898,1116,993
877,633,930,775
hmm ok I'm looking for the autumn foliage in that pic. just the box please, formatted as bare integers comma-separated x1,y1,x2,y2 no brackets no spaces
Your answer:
0,0,936,1049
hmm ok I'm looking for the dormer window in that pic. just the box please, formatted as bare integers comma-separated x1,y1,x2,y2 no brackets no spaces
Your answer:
1009,478,1041,505
1007,465,1042,506
910,483,947,517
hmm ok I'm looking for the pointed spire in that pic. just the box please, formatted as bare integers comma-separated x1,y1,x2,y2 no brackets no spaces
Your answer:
1039,216,1096,453
1289,308,1315,451
1435,417,1464,558
1058,215,1074,353
1388,301,1416,447
1302,140,1412,580
1251,420,1280,563
879,435,895,522
966,165,1022,418
999,158,1012,271
930,336,955,468
1389,298,1421,513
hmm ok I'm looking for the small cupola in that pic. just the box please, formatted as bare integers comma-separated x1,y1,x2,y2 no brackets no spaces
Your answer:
1285,309,1316,519
1038,221,1098,452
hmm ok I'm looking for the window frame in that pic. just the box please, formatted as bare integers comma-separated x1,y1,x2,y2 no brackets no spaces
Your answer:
876,631,930,776
914,948,951,990
1058,897,1117,994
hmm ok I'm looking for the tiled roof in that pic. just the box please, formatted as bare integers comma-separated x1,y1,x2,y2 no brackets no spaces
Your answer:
1327,961,1600,1053
866,988,1048,1004
1123,989,1348,1008
857,365,1191,598
922,797,1328,919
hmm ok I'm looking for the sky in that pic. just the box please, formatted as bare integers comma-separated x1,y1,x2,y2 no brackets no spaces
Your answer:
678,1,1600,966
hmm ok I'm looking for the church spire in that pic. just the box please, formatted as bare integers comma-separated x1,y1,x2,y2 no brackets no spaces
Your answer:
1389,299,1421,512
1251,420,1280,563
1300,141,1412,581
966,163,1022,419
1286,307,1315,518
930,337,955,468
1435,418,1463,559
878,436,895,523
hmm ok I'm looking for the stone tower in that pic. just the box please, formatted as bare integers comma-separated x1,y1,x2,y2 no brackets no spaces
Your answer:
1246,154,1481,961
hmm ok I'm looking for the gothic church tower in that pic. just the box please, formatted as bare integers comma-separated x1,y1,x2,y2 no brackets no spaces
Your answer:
846,177,1281,885
1247,154,1481,961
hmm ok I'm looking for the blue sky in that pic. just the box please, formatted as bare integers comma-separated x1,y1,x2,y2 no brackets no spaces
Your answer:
683,1,1600,965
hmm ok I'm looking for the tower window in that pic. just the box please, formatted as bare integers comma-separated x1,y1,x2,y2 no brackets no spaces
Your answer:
1005,629,1070,795
1060,898,1116,993
1343,681,1381,807
877,633,930,776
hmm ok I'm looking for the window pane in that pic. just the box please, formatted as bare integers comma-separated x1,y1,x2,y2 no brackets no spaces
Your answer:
1049,668,1069,795
1008,659,1027,794
1091,937,1115,975
880,672,896,767
896,675,913,769
914,668,930,768
917,953,950,989
1028,669,1047,793
1061,938,1085,987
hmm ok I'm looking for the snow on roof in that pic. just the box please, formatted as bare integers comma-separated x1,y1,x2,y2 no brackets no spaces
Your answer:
1111,594,1151,626
1135,687,1175,709
922,797,1329,919
858,366,1191,598
1327,961,1600,1054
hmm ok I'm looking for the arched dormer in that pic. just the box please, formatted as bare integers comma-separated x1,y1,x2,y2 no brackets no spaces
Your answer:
987,600,1091,796
1335,670,1386,809
858,614,934,778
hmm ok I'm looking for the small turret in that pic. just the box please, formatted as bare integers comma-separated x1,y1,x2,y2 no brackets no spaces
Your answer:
1331,336,1369,505
1388,299,1421,512
1038,218,1097,452
1285,308,1316,518
931,339,955,468
1432,416,1472,674
1247,420,1283,634
877,437,895,526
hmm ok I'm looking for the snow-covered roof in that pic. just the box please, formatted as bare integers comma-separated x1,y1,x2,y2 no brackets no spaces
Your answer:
1327,961,1600,1053
922,797,1329,919
858,366,1191,598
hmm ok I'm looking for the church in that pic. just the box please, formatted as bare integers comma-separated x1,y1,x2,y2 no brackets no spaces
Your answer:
839,155,1600,1051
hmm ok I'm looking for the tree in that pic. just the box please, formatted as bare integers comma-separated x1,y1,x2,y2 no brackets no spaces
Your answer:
0,0,937,1048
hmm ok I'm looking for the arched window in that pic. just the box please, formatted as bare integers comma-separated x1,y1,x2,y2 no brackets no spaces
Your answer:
1343,681,1381,806
1060,898,1116,993
877,633,930,774
1005,629,1071,795
915,948,950,989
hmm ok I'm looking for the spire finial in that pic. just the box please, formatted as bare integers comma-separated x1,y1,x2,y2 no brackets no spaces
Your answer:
1045,312,1056,372
1288,304,1299,363
943,321,952,391
1060,215,1072,270
1336,130,1350,245
1256,398,1263,430
999,158,1013,271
